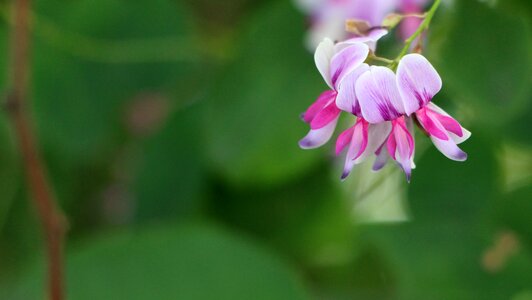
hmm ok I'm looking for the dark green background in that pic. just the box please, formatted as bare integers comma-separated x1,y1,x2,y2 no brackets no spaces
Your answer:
0,0,531,299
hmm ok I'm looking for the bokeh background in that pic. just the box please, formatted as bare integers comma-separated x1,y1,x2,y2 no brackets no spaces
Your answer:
0,0,531,299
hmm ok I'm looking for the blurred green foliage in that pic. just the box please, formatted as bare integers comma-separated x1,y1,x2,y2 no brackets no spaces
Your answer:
0,0,530,299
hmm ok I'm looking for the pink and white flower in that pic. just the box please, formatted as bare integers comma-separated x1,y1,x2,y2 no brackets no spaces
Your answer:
353,54,470,180
299,38,370,149
333,62,393,179
355,65,416,179
396,54,470,161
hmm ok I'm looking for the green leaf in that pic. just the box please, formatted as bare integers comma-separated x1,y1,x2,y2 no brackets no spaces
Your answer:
30,0,197,161
204,1,326,187
436,0,532,129
359,135,532,299
494,185,532,249
133,104,206,222
5,224,311,300
209,165,357,266
407,131,498,224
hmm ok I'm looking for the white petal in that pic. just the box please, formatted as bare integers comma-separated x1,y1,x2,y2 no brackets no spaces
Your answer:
356,66,405,123
314,38,336,89
299,116,339,149
336,64,369,114
354,121,392,164
426,103,471,144
397,54,442,115
330,43,369,89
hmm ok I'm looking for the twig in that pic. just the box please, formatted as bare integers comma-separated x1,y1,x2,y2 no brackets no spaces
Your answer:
5,0,67,299
390,0,442,69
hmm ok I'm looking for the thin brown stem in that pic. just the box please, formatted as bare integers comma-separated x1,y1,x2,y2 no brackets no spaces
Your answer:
5,0,67,299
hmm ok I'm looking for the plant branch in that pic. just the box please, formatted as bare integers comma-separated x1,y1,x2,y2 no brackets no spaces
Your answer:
5,0,67,299
390,0,442,69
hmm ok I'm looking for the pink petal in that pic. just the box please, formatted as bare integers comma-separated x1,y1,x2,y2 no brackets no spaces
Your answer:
299,115,339,149
388,117,414,181
330,43,369,90
396,54,442,115
372,142,389,171
302,90,337,123
386,129,397,160
415,107,448,140
335,64,369,115
314,38,335,89
341,118,368,180
425,105,463,137
415,106,468,161
434,114,463,137
354,121,392,164
356,66,405,123
310,100,341,129
426,103,471,144
336,125,354,155
430,135,468,161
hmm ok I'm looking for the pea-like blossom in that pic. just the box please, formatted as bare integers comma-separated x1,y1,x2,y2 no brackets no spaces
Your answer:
355,66,416,180
299,38,370,149
396,54,471,161
354,54,470,180
332,61,392,179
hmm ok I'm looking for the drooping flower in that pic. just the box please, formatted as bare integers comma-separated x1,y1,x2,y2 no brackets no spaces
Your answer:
396,54,471,161
335,117,392,179
299,38,370,149
333,61,392,179
355,65,417,180
352,54,470,180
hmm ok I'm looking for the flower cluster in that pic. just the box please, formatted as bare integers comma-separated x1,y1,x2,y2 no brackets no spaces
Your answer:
294,0,427,50
299,29,470,181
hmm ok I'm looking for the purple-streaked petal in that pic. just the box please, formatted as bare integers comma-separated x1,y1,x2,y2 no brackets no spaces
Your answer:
330,43,369,89
336,125,354,155
372,142,389,171
340,119,391,180
397,53,442,115
386,128,397,160
310,100,341,129
430,135,468,161
314,38,335,89
415,105,468,161
302,90,336,123
335,64,369,115
356,66,405,123
426,103,471,144
354,121,392,164
415,108,448,140
341,119,368,180
387,118,414,181
299,115,339,149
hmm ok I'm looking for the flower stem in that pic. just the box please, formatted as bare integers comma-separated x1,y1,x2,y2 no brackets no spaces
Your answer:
390,0,442,69
5,0,67,299
368,53,394,64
